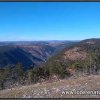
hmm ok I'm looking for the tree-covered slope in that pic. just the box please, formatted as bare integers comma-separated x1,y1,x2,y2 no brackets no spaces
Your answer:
41,38,100,78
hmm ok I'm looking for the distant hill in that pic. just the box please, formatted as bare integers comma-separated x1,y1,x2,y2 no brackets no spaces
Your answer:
0,41,77,69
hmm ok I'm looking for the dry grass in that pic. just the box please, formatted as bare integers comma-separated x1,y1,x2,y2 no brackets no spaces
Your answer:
0,75,100,98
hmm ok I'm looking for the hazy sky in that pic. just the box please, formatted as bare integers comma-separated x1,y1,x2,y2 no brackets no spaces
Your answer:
0,2,100,41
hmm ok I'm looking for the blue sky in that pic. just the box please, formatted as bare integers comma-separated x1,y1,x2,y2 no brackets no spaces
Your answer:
0,2,100,41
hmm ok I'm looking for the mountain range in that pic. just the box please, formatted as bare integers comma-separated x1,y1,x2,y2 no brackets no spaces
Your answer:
0,41,77,69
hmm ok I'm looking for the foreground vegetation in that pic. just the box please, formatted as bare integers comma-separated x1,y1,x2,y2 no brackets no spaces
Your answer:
1,75,100,98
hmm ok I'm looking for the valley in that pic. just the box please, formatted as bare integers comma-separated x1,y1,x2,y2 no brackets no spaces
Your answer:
0,41,75,69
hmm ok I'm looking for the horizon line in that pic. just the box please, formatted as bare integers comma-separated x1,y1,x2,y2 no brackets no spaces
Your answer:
0,38,99,42
0,40,81,42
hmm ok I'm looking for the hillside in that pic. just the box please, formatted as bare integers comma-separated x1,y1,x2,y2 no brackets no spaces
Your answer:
0,46,33,68
0,75,100,98
0,41,75,69
42,38,100,77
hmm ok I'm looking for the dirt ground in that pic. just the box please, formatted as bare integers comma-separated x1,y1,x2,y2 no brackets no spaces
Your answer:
0,75,100,98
